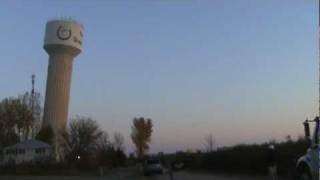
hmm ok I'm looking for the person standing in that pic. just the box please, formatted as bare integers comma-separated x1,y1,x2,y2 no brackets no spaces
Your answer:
267,144,277,180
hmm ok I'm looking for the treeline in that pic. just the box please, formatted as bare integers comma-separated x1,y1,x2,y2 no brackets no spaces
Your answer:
1,116,128,175
168,136,307,177
0,93,128,175
0,92,156,175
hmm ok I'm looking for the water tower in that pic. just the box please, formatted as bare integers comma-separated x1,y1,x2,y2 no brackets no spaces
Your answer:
42,19,83,160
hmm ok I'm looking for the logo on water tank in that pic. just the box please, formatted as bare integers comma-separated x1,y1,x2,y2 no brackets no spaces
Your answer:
56,26,72,40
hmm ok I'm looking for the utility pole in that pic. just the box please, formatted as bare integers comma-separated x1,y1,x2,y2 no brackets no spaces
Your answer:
315,0,320,179
31,74,35,117
31,74,35,138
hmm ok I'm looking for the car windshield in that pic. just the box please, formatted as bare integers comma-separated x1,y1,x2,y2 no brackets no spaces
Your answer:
1,1,317,180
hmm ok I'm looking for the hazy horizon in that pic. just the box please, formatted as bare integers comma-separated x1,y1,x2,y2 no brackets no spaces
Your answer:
0,0,318,154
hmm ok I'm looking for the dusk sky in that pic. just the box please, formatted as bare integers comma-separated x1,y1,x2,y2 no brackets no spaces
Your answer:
0,0,318,153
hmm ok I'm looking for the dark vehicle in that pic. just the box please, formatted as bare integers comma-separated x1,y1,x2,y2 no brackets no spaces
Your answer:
143,159,164,176
172,161,185,171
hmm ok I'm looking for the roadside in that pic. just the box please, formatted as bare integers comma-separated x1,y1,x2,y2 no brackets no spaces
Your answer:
147,171,291,180
0,169,292,180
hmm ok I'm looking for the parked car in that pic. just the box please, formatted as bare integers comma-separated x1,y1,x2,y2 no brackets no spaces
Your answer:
172,161,185,171
143,159,164,176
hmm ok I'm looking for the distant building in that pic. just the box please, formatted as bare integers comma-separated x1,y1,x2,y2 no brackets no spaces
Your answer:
1,139,52,164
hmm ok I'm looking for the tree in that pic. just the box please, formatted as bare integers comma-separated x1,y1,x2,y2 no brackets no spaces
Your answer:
0,102,19,147
204,133,215,152
96,131,114,167
113,132,126,166
96,131,126,168
97,131,111,150
130,117,153,160
63,116,103,162
285,135,293,143
0,91,43,147
113,132,125,151
0,97,33,146
19,91,42,139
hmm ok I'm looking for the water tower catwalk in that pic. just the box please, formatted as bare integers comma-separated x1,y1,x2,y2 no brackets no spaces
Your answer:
42,20,83,160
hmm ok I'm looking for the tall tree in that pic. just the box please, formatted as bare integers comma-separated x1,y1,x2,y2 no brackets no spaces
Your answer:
97,131,110,151
130,117,153,160
0,100,19,148
113,132,125,151
204,133,215,152
0,97,33,146
63,116,103,161
96,131,126,168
